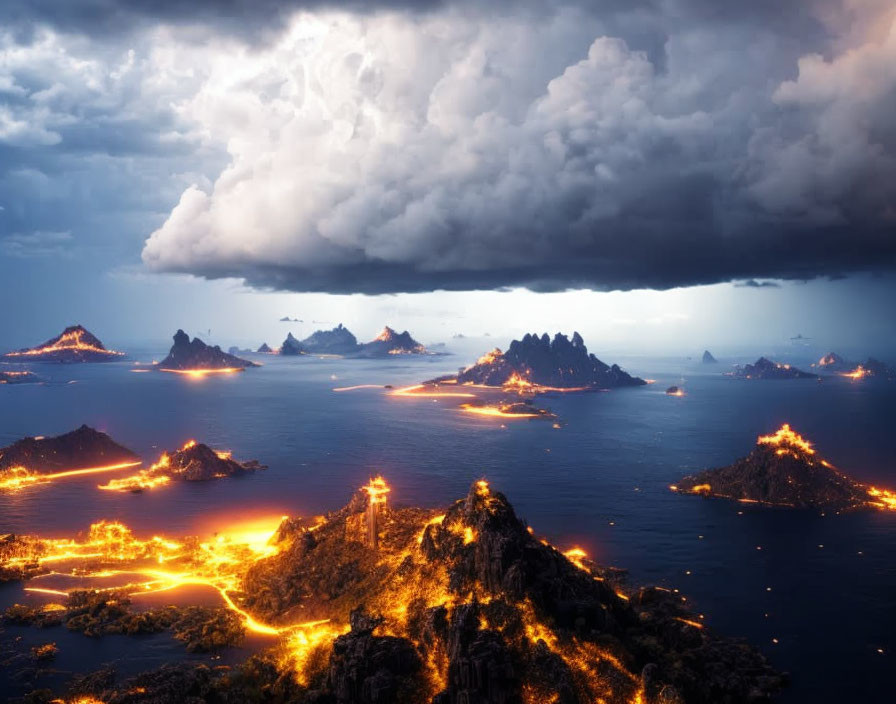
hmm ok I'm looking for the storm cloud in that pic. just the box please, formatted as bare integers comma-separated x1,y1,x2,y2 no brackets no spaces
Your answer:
3,1,896,294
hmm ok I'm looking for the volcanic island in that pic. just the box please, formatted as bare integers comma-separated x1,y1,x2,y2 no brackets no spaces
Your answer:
730,357,816,380
1,478,785,703
156,329,258,377
672,424,896,512
3,325,124,363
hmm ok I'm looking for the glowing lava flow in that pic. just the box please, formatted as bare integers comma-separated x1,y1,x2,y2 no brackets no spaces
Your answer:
8,518,333,638
757,424,815,455
97,440,233,492
459,403,544,419
3,328,123,358
390,384,477,398
840,366,868,380
0,461,142,492
158,367,244,378
332,384,386,392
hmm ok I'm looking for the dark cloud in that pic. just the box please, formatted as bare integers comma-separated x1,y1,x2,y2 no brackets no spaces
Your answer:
735,280,782,289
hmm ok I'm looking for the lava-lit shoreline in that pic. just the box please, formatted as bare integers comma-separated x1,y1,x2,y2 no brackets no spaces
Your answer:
1,477,786,704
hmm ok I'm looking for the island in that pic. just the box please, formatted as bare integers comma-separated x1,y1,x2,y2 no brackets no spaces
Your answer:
157,330,258,375
3,325,124,363
279,332,306,356
817,353,895,380
0,425,140,491
671,424,896,511
817,352,851,372
730,357,816,379
702,350,717,364
0,370,41,384
355,326,427,357
2,479,785,703
437,332,645,390
256,342,274,354
300,323,360,355
98,439,265,492
458,398,556,419
665,386,684,396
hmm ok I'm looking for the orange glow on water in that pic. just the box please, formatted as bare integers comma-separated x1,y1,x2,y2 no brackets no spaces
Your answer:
0,460,143,492
459,403,543,419
840,366,868,380
158,367,244,378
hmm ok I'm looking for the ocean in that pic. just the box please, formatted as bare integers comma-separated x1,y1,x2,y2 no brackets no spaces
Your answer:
1,351,894,702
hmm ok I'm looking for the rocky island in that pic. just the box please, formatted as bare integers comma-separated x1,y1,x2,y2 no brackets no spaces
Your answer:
3,325,124,363
2,479,786,703
301,323,360,355
731,357,816,379
0,425,140,491
157,330,258,374
355,326,427,357
279,332,306,356
817,353,895,380
437,332,645,390
672,424,896,511
98,439,264,492
702,350,717,364
257,342,274,354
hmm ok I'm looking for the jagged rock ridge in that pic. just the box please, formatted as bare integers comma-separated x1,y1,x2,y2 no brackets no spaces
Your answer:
450,332,645,389
3,325,123,363
280,333,306,356
355,326,427,357
0,425,138,473
158,330,257,370
301,324,360,355
731,357,816,379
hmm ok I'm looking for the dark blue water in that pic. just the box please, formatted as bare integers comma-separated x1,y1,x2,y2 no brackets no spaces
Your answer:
1,353,894,702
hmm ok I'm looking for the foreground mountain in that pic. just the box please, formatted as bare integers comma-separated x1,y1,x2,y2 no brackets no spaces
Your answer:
672,424,896,511
3,325,124,363
355,326,427,357
702,350,717,364
98,440,264,492
157,330,258,371
4,480,785,702
300,323,360,354
731,357,816,379
279,332,306,356
445,332,645,389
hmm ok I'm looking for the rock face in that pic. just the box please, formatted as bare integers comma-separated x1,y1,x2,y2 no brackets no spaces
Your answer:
241,480,785,704
0,370,41,384
356,327,427,357
158,330,257,370
0,425,138,474
732,357,816,379
673,424,896,511
3,325,123,363
702,350,717,364
450,332,645,389
280,332,307,356
301,324,361,355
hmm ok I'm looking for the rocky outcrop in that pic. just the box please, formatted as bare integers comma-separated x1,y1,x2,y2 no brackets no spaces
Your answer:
0,425,138,474
302,324,361,355
257,342,274,354
158,330,257,370
731,357,816,379
449,332,645,389
280,332,307,356
673,424,896,511
817,352,851,372
702,350,717,364
97,440,265,492
355,327,427,357
3,325,123,363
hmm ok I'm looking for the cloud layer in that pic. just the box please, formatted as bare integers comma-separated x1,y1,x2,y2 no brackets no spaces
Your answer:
2,2,895,294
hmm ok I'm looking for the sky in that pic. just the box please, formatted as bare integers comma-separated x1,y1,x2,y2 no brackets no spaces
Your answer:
1,0,895,357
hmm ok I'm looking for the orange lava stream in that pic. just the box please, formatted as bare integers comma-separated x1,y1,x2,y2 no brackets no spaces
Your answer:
390,384,477,398
840,366,868,380
757,423,815,455
0,461,143,492
458,403,542,419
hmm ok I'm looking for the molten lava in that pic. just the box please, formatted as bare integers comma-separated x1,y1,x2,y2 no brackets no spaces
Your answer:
0,461,142,492
840,366,868,380
4,326,123,360
157,367,244,378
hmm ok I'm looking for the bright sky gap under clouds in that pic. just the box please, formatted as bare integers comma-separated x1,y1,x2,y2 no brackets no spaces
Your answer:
0,0,895,350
